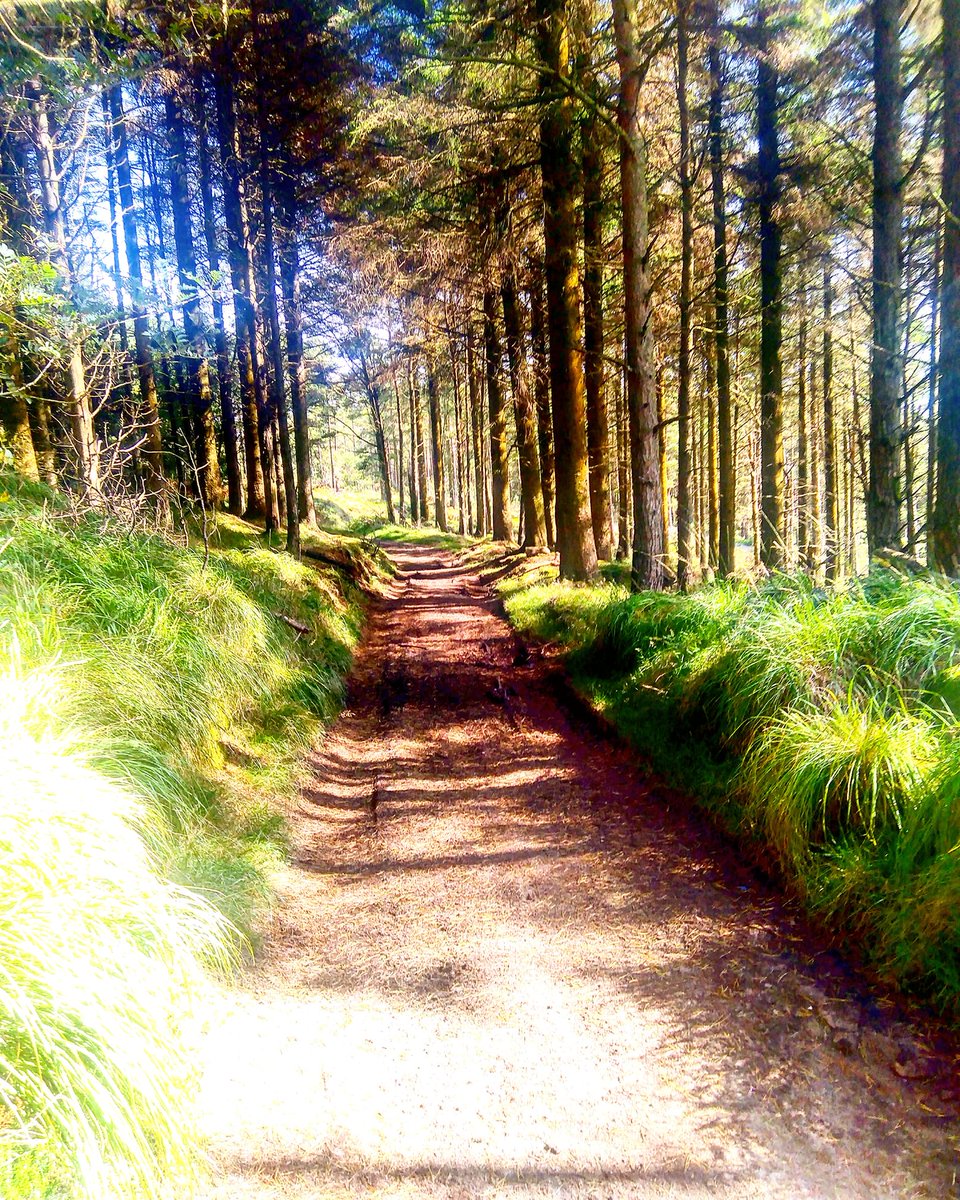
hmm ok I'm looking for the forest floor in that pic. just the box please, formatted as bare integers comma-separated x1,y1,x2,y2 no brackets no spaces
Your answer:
198,543,960,1200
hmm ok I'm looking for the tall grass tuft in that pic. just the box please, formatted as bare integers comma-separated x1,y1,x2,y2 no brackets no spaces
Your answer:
501,559,960,1013
0,666,234,1198
0,478,377,1194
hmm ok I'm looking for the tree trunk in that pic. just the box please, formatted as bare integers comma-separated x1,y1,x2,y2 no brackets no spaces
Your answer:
213,64,267,522
467,324,487,536
822,259,839,578
257,95,300,558
798,287,810,565
755,9,785,568
278,222,317,526
926,214,941,567
27,81,99,496
501,265,547,546
676,0,694,588
707,0,735,577
582,98,614,560
527,261,556,548
391,358,406,523
868,0,904,556
426,361,448,531
411,363,429,524
194,79,242,516
165,89,222,510
484,286,513,542
612,0,664,590
933,0,960,573
448,327,468,535
616,367,630,559
535,0,597,579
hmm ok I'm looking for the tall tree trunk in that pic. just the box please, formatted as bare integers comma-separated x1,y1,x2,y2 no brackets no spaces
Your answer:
467,324,487,536
612,0,664,590
391,358,406,523
535,0,597,579
406,364,421,523
527,261,556,548
501,264,547,546
257,94,300,558
194,79,242,516
616,368,630,558
755,9,785,568
165,89,222,510
822,259,839,578
213,63,267,522
411,363,428,524
484,286,513,542
27,81,99,496
582,97,614,560
934,0,960,572
426,361,448,531
798,287,810,564
868,0,904,555
926,214,941,566
707,0,735,576
101,93,134,416
448,328,468,535
278,222,317,526
676,0,694,588
368,379,395,524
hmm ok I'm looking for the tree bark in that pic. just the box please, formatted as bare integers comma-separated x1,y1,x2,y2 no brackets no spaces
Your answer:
868,0,904,555
27,81,99,496
755,8,785,568
194,79,242,516
278,221,317,526
213,64,267,522
582,98,614,560
535,0,597,579
612,0,664,590
108,86,168,508
467,323,487,536
484,286,513,542
426,361,448,531
527,261,556,548
165,89,223,510
676,0,694,588
933,0,960,573
707,0,735,577
501,265,547,546
256,88,300,558
822,259,839,578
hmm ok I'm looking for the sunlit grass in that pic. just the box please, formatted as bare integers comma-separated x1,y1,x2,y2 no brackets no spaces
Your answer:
0,477,380,1195
501,561,960,1011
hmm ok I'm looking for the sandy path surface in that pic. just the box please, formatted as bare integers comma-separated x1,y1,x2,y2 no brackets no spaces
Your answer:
199,544,959,1199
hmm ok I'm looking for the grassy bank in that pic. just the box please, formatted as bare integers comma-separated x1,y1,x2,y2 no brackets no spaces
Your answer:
0,478,382,1197
498,558,960,1015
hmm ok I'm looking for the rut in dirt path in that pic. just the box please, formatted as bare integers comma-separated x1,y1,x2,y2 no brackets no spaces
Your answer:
199,544,959,1200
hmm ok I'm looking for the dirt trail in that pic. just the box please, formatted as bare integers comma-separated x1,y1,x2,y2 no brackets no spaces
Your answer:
199,544,959,1199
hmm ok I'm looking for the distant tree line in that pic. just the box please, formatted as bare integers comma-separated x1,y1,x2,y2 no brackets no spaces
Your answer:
1,0,959,585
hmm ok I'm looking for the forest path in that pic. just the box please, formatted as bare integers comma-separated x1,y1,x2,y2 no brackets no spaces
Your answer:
198,544,959,1200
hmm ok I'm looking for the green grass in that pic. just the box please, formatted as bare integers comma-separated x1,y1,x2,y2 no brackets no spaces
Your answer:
0,477,380,1196
500,557,960,1015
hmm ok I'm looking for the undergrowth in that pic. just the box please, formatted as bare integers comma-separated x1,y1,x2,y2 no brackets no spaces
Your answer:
0,477,378,1197
499,560,960,1015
